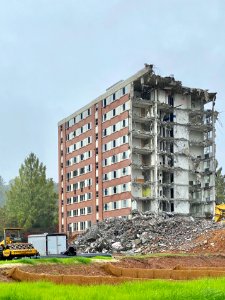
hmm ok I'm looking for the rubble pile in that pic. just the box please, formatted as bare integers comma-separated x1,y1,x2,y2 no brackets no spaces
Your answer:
73,211,224,254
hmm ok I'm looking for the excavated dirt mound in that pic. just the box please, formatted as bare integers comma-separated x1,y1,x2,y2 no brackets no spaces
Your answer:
189,229,225,253
2,255,225,282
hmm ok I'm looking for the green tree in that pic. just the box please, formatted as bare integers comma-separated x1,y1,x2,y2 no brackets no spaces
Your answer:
0,176,5,206
215,165,225,204
5,153,58,232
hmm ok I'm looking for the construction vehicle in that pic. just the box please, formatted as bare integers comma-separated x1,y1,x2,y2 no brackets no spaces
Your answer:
0,228,39,260
214,204,225,222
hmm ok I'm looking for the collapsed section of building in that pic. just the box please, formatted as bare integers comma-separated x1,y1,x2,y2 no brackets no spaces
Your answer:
58,64,217,234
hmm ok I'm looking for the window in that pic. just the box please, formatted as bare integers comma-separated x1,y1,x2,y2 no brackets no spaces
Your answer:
103,129,107,136
122,184,127,192
96,177,99,184
104,173,108,181
122,87,126,95
122,151,127,159
80,221,86,231
103,98,107,107
80,140,83,147
73,183,78,190
73,157,77,164
80,112,83,120
113,124,116,132
104,144,107,151
113,93,116,101
113,170,117,179
87,108,91,116
112,140,116,148
73,196,78,203
113,186,117,194
104,158,108,166
88,123,91,130
113,202,117,209
67,198,72,205
80,154,84,161
96,147,98,154
87,221,92,228
95,118,98,125
123,136,126,143
122,119,126,127
122,103,126,111
87,193,92,200
103,114,107,121
122,199,127,208
104,188,108,196
113,109,116,117
122,168,126,175
111,155,117,163
96,191,99,198
80,194,85,202
88,137,91,143
73,170,78,177
80,208,85,215
104,203,109,211
96,133,98,140
80,126,83,134
87,207,92,214
73,209,78,216
80,167,85,175
67,185,71,192
88,151,91,158
73,223,78,231
67,210,72,217
96,162,98,169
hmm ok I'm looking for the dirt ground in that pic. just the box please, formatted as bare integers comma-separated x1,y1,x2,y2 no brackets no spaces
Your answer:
2,255,225,283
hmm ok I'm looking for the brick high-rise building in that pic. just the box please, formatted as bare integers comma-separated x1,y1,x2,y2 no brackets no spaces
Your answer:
58,64,217,234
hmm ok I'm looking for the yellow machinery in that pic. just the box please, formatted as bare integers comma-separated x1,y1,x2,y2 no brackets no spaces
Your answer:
214,204,225,222
0,228,39,260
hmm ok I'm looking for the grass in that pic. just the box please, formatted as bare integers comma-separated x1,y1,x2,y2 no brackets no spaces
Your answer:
1,278,225,299
0,256,93,265
122,252,201,260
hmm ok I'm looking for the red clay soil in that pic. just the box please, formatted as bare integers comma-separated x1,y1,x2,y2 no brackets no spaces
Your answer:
189,229,225,254
2,255,225,282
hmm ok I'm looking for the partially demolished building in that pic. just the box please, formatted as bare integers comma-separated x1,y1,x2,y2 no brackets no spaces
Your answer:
58,64,217,233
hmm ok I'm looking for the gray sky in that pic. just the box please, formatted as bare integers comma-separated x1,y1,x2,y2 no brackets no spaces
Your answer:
0,0,224,183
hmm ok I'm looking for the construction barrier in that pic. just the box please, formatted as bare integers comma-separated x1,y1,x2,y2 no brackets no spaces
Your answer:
7,268,137,285
102,264,225,280
7,264,225,285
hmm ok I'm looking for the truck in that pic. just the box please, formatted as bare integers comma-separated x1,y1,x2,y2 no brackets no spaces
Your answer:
214,204,225,222
0,228,39,260
28,233,69,256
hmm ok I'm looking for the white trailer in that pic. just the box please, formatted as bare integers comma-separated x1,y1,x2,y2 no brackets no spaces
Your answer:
28,233,67,256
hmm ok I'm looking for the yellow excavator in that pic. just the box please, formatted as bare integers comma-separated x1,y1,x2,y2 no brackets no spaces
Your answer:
214,204,225,222
0,228,39,260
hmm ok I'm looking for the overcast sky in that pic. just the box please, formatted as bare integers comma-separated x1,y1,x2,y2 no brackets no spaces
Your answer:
0,0,224,183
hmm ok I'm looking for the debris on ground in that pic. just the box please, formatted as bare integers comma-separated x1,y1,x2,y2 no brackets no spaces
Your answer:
72,211,225,254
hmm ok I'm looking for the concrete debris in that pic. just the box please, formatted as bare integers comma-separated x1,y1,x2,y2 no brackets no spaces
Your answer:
72,212,224,254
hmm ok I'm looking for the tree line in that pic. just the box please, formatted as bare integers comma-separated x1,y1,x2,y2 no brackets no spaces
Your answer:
0,153,58,236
